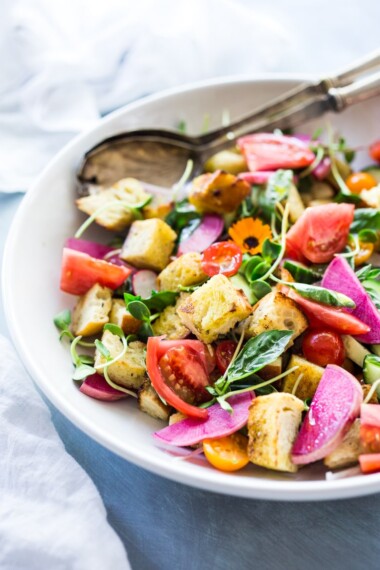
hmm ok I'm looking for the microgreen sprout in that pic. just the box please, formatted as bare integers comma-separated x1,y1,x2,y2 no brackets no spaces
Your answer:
172,159,194,202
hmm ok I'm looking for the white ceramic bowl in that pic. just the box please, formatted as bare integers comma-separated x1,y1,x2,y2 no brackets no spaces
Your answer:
4,75,380,501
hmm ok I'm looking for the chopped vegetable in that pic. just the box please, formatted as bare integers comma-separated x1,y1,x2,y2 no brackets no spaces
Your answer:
79,373,128,401
201,241,242,277
203,433,249,472
345,172,377,194
132,270,158,298
178,213,224,255
302,329,345,367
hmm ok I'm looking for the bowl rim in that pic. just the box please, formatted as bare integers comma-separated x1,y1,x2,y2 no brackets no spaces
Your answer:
4,72,380,501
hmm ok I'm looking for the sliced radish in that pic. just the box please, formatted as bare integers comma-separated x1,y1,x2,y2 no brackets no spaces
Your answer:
292,365,363,465
132,270,158,298
312,157,331,180
361,404,380,428
65,238,115,259
154,392,253,447
322,256,380,344
79,373,128,401
178,214,224,255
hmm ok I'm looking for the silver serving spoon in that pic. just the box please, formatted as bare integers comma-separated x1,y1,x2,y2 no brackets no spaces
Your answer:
77,50,380,196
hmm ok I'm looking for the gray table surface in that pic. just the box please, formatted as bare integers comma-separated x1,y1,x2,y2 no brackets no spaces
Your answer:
1,193,380,570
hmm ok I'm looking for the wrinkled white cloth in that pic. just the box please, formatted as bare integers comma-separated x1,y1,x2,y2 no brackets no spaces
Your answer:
0,0,292,192
0,335,131,570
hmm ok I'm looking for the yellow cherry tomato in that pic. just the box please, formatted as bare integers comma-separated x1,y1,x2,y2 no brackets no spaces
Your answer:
203,433,249,472
354,240,374,267
345,172,377,194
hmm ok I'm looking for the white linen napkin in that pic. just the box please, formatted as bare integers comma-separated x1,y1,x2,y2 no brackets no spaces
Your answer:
0,0,292,192
0,335,131,570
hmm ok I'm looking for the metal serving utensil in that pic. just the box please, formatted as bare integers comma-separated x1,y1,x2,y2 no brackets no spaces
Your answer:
77,49,380,195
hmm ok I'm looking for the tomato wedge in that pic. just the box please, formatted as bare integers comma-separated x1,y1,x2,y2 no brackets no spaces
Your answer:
146,337,211,419
286,204,355,264
215,340,238,374
359,453,380,474
201,241,242,277
237,133,315,172
360,424,380,454
60,248,131,295
280,285,370,336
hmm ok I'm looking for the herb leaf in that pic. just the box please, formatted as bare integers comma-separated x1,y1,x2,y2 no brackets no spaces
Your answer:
165,199,200,232
351,209,380,234
227,330,293,383
286,282,356,308
128,300,151,321
73,364,96,381
259,169,293,218
54,309,71,331
124,291,178,315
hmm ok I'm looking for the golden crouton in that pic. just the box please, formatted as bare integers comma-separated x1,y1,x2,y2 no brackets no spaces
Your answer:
169,412,187,425
188,170,251,214
109,299,141,334
239,291,307,348
287,184,305,222
143,192,173,220
120,219,177,271
360,185,380,208
76,178,151,231
95,330,146,389
204,149,248,175
324,419,361,470
362,384,379,404
152,294,190,339
157,252,207,292
71,284,112,337
258,357,282,380
247,393,304,473
138,380,170,421
177,274,252,343
282,355,324,400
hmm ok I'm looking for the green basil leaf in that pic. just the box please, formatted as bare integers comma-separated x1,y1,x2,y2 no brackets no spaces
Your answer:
262,238,282,263
104,323,125,339
286,282,356,308
127,300,151,321
250,280,272,300
53,309,71,331
144,291,179,312
227,330,293,383
95,339,111,360
351,209,380,233
165,199,200,232
73,364,96,381
358,229,378,244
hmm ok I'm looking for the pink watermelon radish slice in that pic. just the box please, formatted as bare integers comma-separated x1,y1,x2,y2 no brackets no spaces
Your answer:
292,365,363,465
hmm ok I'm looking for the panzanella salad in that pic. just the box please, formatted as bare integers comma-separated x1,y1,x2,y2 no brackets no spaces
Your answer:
55,130,380,478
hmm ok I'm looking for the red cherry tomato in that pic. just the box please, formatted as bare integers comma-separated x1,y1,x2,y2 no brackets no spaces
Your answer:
280,285,370,336
146,337,212,419
345,172,377,194
286,203,355,264
201,241,242,277
302,329,345,367
369,140,380,163
359,453,380,474
215,340,238,374
360,424,380,454
237,133,315,172
60,248,131,295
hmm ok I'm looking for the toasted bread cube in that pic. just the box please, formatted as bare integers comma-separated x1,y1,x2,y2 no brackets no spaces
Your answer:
362,384,379,404
239,291,307,348
169,412,187,425
157,252,207,292
177,274,252,343
204,149,247,175
138,380,170,421
324,419,361,470
189,170,251,214
76,178,150,231
143,192,173,220
282,354,324,400
152,294,190,339
109,299,141,334
247,393,304,473
71,284,112,336
95,330,146,389
120,219,177,271
258,357,282,380
287,184,305,222
360,185,380,208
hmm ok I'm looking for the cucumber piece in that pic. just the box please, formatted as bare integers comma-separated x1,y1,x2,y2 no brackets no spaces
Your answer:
229,274,257,305
283,260,321,284
363,165,380,183
363,354,380,396
342,335,370,367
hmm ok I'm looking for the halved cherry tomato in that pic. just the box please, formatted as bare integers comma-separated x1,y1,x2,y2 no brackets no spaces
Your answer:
302,329,345,367
360,424,380,454
60,248,131,295
280,285,370,336
201,241,242,277
203,433,249,472
286,203,355,264
146,337,211,419
370,140,380,163
359,453,380,474
345,172,377,194
215,340,238,374
237,133,315,172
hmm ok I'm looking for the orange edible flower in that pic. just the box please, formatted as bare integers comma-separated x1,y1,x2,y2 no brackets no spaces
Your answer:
228,217,272,255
